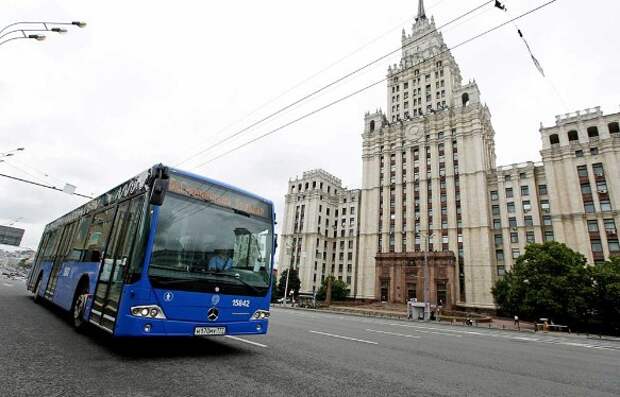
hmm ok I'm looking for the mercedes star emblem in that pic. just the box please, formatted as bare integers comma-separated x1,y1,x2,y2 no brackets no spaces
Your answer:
207,307,219,321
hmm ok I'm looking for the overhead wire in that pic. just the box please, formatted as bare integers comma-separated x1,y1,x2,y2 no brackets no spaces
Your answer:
503,0,570,112
190,0,560,169
173,0,451,168
174,0,496,168
0,172,93,199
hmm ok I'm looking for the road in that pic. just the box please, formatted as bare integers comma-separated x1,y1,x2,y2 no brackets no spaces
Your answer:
1,280,618,397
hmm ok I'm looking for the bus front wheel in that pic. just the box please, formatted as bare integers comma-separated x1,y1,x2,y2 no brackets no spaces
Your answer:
72,287,88,331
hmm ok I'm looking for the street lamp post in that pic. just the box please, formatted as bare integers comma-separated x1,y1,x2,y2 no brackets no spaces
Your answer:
0,21,86,48
0,147,25,158
422,231,434,321
282,236,293,305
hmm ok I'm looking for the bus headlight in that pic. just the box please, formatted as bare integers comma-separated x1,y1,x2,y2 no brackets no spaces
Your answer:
250,310,270,320
131,305,166,319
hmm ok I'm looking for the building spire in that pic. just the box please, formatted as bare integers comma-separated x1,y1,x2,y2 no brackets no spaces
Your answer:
417,0,427,21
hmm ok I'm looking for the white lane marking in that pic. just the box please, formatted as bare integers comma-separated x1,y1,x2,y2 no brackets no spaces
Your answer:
385,323,464,337
224,335,268,348
366,329,421,339
309,330,378,345
3,283,13,287
279,309,620,352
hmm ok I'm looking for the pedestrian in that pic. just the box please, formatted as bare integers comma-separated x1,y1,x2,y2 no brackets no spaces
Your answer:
407,299,413,320
514,315,520,331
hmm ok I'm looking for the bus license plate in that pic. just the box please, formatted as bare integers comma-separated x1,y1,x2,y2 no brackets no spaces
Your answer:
194,327,226,336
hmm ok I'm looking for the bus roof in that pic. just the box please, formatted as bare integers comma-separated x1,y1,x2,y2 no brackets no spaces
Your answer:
44,164,273,231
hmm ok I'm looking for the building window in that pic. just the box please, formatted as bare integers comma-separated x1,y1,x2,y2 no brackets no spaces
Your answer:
596,181,608,194
592,163,604,177
496,250,504,262
540,200,550,212
510,232,519,243
584,202,595,213
567,130,579,141
544,230,554,241
581,183,592,194
493,219,501,230
495,234,503,246
492,205,500,216
523,200,531,213
521,186,529,196
575,150,584,158
538,184,548,195
604,219,617,235
505,188,513,199
512,248,520,259
507,202,515,213
600,200,612,212
591,240,603,253
526,231,535,244
609,122,620,134
590,147,599,155
577,165,589,177
490,191,499,201
587,220,599,232
543,215,552,226
587,126,599,138
504,174,512,182
524,216,534,226
509,217,517,228
549,134,560,145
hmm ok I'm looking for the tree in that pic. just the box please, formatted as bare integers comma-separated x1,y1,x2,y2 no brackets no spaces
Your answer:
492,241,594,328
316,276,349,301
277,268,301,299
591,257,620,334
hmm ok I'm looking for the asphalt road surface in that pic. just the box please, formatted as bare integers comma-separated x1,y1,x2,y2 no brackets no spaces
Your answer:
1,280,619,397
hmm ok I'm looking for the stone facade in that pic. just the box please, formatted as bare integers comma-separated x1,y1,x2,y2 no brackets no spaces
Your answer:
375,251,456,308
279,170,362,296
277,1,620,308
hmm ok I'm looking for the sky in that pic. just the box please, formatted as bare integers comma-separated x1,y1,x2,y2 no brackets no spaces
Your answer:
1,0,619,255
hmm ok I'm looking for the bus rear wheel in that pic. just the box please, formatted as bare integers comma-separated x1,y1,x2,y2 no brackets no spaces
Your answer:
32,275,42,304
72,287,88,331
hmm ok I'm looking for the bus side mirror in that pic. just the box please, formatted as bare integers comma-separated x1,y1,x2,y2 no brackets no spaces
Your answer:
150,178,169,206
274,234,278,251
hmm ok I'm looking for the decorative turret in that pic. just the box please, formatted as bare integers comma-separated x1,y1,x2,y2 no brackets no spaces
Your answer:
416,0,426,21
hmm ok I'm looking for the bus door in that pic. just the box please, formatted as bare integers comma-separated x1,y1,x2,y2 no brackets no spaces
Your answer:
27,231,51,290
91,196,144,332
44,222,76,299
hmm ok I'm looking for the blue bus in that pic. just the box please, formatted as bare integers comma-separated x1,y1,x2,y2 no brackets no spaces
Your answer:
26,164,274,337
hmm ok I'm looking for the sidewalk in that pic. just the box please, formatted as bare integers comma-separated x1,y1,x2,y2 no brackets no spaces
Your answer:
273,303,620,342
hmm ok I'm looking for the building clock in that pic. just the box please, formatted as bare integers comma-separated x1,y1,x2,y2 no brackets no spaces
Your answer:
406,124,424,142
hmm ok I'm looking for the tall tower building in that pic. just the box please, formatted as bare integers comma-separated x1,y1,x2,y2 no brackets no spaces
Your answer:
358,1,497,308
278,0,620,309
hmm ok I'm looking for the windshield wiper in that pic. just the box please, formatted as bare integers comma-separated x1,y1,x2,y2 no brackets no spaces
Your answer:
204,271,264,295
151,277,204,285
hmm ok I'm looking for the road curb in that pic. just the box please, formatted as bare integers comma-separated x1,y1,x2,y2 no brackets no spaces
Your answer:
272,305,620,342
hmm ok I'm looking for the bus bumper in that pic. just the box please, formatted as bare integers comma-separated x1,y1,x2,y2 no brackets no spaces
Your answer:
113,314,269,337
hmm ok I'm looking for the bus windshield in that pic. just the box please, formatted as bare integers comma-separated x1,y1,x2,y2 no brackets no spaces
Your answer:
148,192,272,297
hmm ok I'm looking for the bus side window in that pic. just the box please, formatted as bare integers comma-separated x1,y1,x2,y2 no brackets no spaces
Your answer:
67,215,93,262
43,229,62,262
84,208,116,263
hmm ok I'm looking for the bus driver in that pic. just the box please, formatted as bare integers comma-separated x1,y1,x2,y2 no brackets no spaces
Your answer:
208,249,233,271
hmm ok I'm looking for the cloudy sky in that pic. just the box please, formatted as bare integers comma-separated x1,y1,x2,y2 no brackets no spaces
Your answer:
1,0,619,255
